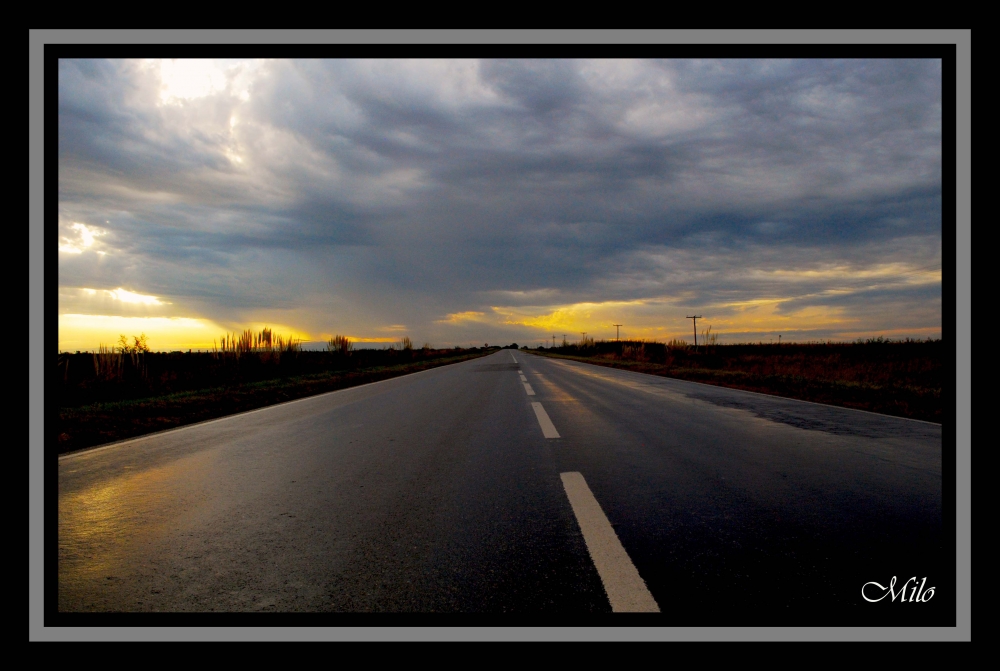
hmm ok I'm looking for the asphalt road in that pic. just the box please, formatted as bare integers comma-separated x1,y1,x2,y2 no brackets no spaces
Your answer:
58,350,945,624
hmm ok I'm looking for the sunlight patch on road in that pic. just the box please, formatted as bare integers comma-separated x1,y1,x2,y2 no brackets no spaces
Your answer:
547,359,690,403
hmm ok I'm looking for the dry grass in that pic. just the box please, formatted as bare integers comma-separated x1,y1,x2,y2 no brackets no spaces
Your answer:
621,343,649,362
536,339,943,422
327,334,353,355
92,344,122,382
90,333,152,383
213,327,301,364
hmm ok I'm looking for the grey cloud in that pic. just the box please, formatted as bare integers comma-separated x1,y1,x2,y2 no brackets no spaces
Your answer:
478,59,583,115
773,284,940,317
58,58,942,342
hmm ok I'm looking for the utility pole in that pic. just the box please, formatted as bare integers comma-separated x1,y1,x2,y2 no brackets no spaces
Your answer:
686,315,702,350
552,335,556,348
613,324,622,341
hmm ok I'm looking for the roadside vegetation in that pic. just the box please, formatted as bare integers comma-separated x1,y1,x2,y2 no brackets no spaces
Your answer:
533,336,943,423
56,329,496,454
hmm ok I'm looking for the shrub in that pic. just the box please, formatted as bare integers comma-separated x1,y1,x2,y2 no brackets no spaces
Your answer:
328,334,353,355
212,327,300,365
622,343,648,362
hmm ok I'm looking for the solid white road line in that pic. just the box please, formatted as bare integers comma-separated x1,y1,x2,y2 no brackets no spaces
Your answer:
531,402,560,438
519,374,528,382
560,472,660,613
523,382,536,396
511,353,517,363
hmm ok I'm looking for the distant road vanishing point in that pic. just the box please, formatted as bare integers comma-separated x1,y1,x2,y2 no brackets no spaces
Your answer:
58,350,944,624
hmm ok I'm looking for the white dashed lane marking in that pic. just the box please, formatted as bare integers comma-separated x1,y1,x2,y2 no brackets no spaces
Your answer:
531,402,560,438
523,383,536,396
560,472,660,613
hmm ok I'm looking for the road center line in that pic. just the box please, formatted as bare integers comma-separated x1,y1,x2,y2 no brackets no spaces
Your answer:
523,382,536,396
531,402,560,438
560,472,660,613
519,374,528,382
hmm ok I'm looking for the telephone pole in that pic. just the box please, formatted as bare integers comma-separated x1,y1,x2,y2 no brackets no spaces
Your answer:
613,324,622,341
686,315,702,350
552,335,556,348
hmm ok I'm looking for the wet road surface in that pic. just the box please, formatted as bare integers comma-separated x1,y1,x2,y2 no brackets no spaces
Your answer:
58,350,945,624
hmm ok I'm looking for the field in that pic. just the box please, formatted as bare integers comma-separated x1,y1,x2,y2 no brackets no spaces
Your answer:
534,338,943,424
55,342,495,454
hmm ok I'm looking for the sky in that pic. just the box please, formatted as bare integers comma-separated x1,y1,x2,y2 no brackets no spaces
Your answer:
57,58,943,352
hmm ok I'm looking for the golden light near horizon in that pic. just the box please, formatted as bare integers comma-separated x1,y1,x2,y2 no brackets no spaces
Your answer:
482,292,939,344
58,314,321,353
706,301,853,333
59,279,320,351
837,326,941,339
493,301,650,332
435,311,487,324
59,314,228,352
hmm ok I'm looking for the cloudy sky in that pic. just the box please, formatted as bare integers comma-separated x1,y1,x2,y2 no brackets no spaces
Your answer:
57,58,942,351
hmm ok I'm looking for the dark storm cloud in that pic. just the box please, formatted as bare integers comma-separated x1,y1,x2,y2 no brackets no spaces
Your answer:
58,58,942,342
